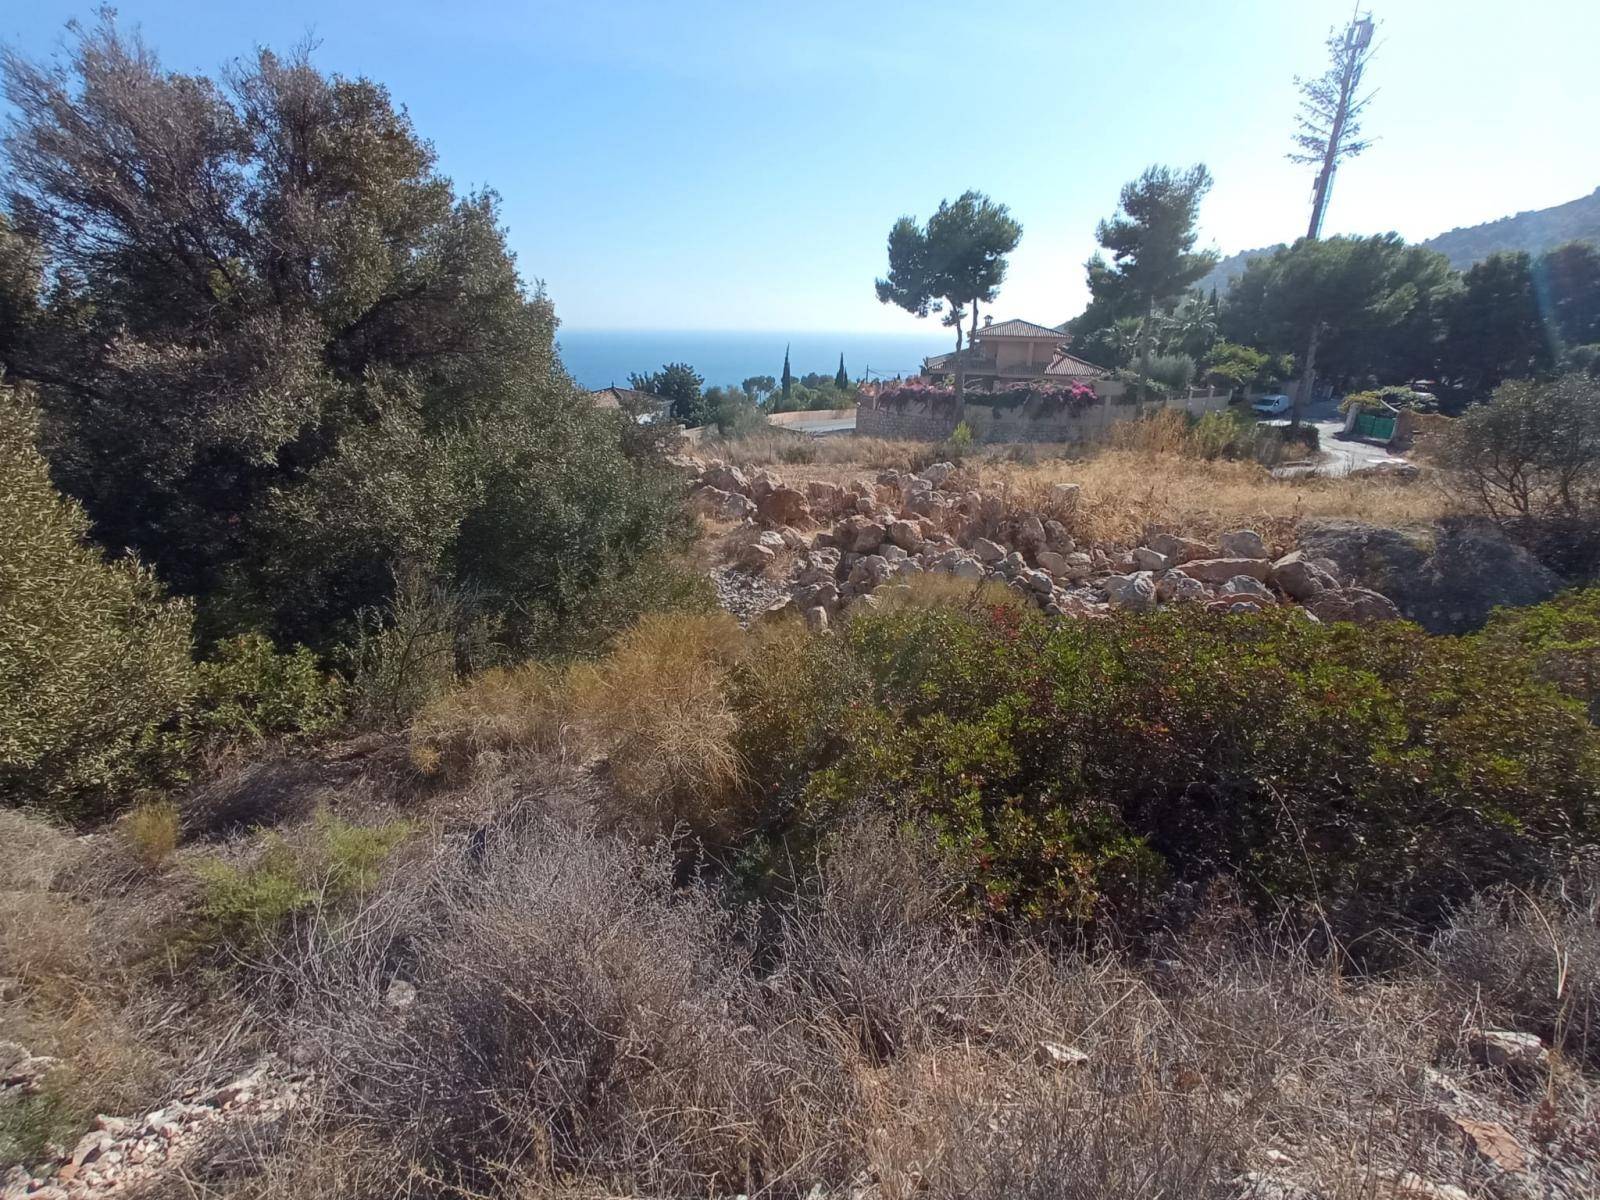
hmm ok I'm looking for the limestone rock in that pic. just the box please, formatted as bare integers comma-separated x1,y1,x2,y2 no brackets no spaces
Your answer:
758,486,811,526
1220,529,1270,559
692,486,756,521
972,537,1007,564
1468,1028,1549,1079
701,463,750,495
1268,551,1336,600
1131,546,1171,572
1103,571,1158,612
1174,557,1272,585
1149,533,1215,564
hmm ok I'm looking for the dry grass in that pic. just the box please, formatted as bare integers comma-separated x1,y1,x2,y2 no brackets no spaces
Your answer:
412,612,751,839
710,416,1452,545
119,799,181,869
218,814,1600,1200
1433,864,1600,1065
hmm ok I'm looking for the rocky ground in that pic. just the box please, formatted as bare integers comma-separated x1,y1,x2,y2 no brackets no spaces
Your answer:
688,458,1406,630
3,1046,307,1200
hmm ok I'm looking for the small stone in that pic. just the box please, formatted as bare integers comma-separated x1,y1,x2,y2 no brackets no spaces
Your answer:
69,1133,111,1169
385,979,417,1010
972,538,1006,564
1034,1040,1090,1068
1468,1028,1548,1078
803,606,829,632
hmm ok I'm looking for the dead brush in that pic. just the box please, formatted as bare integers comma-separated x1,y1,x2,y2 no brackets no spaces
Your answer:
567,611,749,838
1431,863,1600,1066
410,659,571,777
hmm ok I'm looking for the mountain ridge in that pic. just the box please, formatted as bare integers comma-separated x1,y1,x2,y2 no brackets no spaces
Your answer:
1200,185,1600,293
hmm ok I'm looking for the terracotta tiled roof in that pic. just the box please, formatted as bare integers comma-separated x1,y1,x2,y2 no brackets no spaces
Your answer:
924,349,997,372
587,386,660,409
973,319,1069,340
1043,351,1110,379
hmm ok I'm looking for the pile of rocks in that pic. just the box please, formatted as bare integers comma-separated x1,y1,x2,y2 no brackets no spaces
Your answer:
686,459,1401,629
1,1056,307,1200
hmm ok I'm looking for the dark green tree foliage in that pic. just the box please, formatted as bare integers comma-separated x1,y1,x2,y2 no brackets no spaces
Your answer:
0,17,688,652
1222,234,1456,391
1089,165,1218,398
781,344,793,402
1441,252,1556,395
1533,241,1600,351
629,361,708,426
875,190,1023,353
835,354,848,390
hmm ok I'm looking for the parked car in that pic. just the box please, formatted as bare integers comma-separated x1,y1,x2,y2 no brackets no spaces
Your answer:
1252,393,1293,416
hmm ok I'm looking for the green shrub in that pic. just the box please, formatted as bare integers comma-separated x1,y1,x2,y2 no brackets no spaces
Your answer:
0,389,195,820
731,594,1600,941
1476,589,1600,719
193,811,413,947
195,633,346,741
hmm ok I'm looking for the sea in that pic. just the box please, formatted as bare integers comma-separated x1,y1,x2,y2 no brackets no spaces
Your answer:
555,329,950,391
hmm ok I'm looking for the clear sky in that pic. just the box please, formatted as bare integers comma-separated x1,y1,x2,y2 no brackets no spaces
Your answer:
4,1,1597,333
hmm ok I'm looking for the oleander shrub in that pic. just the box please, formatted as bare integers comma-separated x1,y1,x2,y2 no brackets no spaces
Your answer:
194,633,346,742
731,587,1600,941
0,389,195,820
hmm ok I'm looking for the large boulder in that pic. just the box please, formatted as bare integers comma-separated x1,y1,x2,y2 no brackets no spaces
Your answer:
1131,546,1171,572
1173,556,1272,585
1148,533,1215,564
1268,551,1338,600
1308,586,1402,624
1102,571,1158,612
1297,519,1562,633
887,519,924,552
972,537,1007,564
757,486,811,527
701,463,750,495
692,486,756,521
1219,529,1270,559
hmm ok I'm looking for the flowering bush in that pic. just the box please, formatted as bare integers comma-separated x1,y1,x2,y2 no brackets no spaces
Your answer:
868,380,1098,419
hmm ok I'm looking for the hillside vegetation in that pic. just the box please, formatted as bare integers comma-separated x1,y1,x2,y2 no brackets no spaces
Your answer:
1198,185,1600,294
5,18,1600,1200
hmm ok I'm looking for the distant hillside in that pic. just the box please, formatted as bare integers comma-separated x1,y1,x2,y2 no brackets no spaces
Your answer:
1422,187,1600,268
1199,186,1600,293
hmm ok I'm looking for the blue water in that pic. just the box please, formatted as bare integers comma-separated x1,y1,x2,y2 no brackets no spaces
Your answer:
556,329,950,391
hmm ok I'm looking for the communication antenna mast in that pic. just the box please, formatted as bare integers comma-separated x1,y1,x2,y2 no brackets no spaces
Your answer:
1306,8,1376,239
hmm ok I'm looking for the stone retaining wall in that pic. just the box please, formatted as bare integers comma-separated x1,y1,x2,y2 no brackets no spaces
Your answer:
856,390,1230,444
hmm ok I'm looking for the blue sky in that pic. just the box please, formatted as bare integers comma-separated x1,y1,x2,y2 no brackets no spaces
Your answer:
5,1,1597,332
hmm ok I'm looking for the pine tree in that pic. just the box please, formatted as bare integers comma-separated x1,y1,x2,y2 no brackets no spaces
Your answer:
835,354,849,389
782,344,794,401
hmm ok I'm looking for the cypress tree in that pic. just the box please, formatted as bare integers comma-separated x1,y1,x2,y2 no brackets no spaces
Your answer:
782,344,793,401
835,353,849,389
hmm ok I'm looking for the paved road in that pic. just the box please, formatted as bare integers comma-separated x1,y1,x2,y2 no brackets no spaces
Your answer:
1264,401,1410,479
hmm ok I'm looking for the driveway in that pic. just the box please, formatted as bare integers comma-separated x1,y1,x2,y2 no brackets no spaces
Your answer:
1264,400,1409,479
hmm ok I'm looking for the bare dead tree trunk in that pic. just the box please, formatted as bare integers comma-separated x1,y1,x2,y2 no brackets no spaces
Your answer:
1293,322,1321,431
1137,296,1154,404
